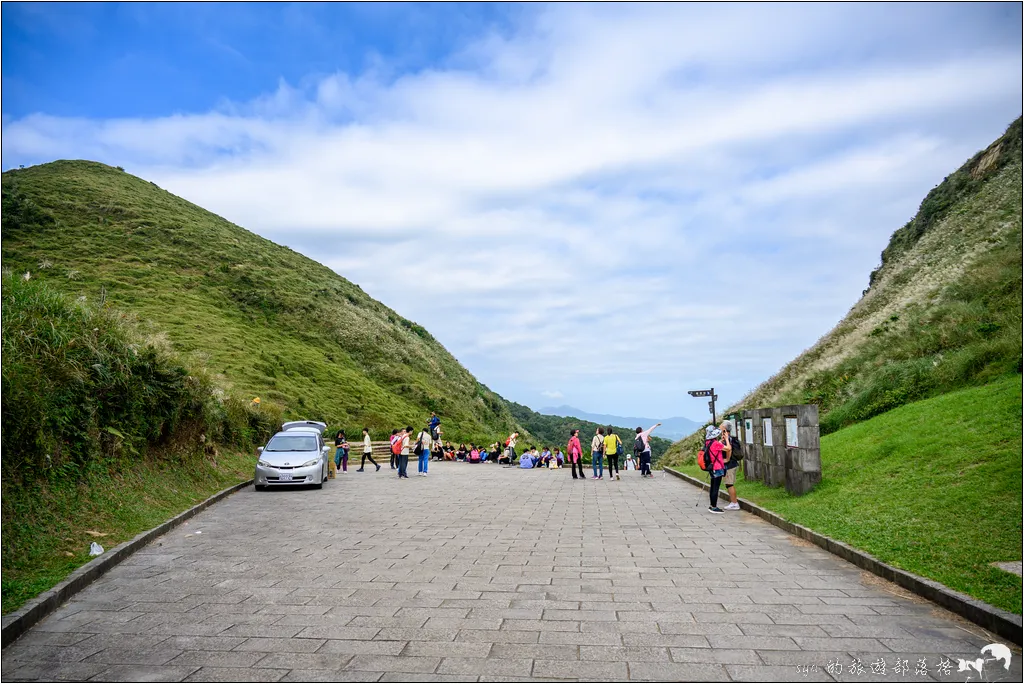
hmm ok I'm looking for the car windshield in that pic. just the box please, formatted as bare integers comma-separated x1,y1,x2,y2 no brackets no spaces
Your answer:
265,435,317,452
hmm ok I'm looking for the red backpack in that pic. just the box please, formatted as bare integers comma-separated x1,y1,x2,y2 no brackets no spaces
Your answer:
391,435,403,455
697,440,713,472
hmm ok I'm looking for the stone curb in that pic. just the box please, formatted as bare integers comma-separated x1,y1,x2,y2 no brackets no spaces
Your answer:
664,467,1023,645
1,479,253,649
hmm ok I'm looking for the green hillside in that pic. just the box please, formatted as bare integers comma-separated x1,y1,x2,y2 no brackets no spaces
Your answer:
740,117,1022,433
668,376,1023,614
1,160,533,447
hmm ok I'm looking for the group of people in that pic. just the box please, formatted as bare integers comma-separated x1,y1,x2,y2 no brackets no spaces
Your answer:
329,414,667,485
564,423,661,480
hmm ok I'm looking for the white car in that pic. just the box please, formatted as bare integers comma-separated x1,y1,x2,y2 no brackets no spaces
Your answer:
254,420,330,490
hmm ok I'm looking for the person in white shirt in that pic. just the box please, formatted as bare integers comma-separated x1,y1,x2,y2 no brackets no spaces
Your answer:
415,426,433,476
356,427,381,472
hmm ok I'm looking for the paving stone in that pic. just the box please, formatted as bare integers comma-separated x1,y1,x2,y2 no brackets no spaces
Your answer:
377,675,474,682
279,670,383,682
668,647,761,664
165,650,268,668
81,645,185,666
625,661,730,681
541,631,624,646
436,657,535,676
344,655,441,673
181,666,287,682
158,636,247,651
532,658,627,680
401,641,492,658
258,652,354,670
295,626,381,640
91,664,201,682
455,630,539,643
725,664,834,681
0,662,112,682
579,646,670,662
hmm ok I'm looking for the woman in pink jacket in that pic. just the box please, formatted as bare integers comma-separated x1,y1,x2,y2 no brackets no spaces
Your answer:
567,429,584,480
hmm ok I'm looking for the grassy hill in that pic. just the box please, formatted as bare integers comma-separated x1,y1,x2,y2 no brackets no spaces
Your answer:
1,160,535,447
668,376,1022,614
739,117,1022,434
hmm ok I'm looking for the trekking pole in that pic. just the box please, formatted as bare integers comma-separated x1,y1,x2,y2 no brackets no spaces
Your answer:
694,468,709,508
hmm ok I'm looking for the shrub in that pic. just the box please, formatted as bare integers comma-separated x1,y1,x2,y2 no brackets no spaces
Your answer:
0,274,281,484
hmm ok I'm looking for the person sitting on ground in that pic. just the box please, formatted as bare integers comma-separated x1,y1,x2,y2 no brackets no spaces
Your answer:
552,447,564,466
540,446,552,467
519,449,535,469
456,443,468,461
469,445,481,463
479,446,489,462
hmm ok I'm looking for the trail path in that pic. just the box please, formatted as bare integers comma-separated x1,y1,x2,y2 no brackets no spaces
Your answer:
3,462,1018,682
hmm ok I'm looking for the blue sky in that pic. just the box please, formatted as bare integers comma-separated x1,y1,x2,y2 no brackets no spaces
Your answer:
3,3,1021,421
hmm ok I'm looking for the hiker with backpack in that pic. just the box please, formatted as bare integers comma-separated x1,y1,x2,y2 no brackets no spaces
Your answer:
720,420,741,510
700,425,729,513
603,427,622,481
428,412,441,440
567,429,584,480
634,423,661,477
389,429,401,469
590,427,605,479
397,426,412,479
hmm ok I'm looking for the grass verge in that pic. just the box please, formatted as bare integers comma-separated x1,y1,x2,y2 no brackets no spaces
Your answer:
1,449,254,615
668,375,1022,615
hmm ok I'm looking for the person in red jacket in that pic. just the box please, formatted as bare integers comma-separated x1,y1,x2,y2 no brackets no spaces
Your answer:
567,429,584,480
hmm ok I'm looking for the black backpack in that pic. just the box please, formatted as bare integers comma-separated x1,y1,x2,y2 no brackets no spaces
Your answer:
633,434,645,455
729,436,743,461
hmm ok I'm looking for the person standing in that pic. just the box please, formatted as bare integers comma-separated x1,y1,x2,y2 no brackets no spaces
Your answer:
356,427,381,472
635,423,662,478
397,427,412,479
389,429,400,469
720,420,740,510
334,430,349,473
415,425,433,476
603,427,622,481
591,427,605,479
704,425,727,513
506,431,519,464
567,429,583,480
428,412,441,440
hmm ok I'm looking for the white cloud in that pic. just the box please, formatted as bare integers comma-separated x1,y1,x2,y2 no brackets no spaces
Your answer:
541,390,564,400
2,4,1020,418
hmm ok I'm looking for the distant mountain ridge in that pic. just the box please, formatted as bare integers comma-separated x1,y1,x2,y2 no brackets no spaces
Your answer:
539,405,702,440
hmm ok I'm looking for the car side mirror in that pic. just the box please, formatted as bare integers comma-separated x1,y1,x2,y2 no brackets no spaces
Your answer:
256,446,264,455
322,445,330,453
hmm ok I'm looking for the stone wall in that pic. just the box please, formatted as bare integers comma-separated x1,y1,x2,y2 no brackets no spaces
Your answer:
737,404,821,495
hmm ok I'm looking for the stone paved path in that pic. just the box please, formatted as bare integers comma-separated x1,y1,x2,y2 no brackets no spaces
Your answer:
3,462,1020,682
